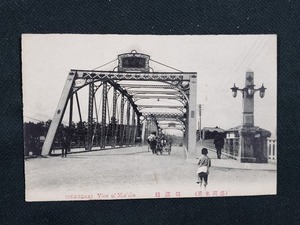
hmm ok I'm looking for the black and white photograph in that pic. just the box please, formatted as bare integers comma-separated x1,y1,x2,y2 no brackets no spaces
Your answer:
23,34,277,201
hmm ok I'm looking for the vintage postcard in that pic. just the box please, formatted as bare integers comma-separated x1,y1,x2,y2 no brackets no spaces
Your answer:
23,34,277,201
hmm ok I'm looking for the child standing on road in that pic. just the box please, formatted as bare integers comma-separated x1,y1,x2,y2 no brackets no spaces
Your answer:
197,148,211,190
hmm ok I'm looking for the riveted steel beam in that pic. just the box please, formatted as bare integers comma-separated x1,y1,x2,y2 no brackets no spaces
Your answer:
121,84,175,89
101,81,108,149
126,100,131,146
87,82,94,151
131,110,136,145
119,94,125,146
160,127,184,131
143,112,183,117
133,95,182,99
128,90,179,95
155,118,183,122
72,70,196,81
111,87,119,147
44,65,197,157
42,72,77,155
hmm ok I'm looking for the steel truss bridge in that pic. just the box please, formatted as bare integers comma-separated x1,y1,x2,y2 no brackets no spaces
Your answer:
42,51,197,157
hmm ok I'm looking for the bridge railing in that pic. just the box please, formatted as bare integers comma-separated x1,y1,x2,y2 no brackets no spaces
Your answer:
267,138,277,164
201,138,239,159
202,138,277,163
224,138,240,159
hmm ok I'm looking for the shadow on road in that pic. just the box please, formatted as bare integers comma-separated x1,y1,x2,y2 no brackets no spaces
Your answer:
68,150,149,158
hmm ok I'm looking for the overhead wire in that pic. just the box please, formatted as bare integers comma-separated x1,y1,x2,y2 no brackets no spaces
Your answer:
221,36,261,90
24,114,68,124
205,36,269,128
150,59,183,72
92,58,118,71
24,116,44,122
219,37,267,92
248,36,273,68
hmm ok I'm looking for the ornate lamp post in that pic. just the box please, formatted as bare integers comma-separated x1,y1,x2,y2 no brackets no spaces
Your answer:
231,70,266,127
229,70,270,163
231,83,266,98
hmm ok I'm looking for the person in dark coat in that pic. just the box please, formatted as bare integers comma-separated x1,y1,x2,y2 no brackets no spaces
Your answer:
61,134,70,158
213,134,224,159
148,132,157,154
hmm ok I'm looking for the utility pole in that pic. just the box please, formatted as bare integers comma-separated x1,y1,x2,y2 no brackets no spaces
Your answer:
198,104,202,139
198,104,202,158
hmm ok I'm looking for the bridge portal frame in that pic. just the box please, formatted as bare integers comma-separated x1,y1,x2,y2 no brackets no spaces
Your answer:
42,70,197,158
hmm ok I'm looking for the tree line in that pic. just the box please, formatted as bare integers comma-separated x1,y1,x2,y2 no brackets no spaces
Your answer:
24,119,139,156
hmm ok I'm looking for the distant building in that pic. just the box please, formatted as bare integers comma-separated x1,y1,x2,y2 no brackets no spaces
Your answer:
201,126,226,140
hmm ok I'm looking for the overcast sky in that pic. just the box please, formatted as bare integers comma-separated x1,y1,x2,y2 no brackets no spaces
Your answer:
22,34,277,137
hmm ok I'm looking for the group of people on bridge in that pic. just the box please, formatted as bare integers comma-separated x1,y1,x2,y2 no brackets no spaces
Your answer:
147,132,172,155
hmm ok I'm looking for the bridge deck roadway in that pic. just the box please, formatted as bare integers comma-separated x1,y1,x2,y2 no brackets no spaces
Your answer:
25,145,276,201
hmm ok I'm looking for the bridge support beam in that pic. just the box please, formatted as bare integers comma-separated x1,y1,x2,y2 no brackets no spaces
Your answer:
111,87,118,147
68,93,73,146
187,75,197,158
101,81,107,149
126,100,130,146
132,110,136,145
42,67,198,157
42,71,76,155
119,94,124,146
87,82,94,150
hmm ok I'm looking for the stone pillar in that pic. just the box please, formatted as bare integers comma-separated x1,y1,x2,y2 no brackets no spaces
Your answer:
243,70,255,127
240,70,256,162
239,70,271,163
240,127,256,162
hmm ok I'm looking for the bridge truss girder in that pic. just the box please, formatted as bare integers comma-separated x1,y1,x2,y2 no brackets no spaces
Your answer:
42,69,197,158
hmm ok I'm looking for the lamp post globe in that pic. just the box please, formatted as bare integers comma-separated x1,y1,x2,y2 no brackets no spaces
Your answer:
231,83,238,98
259,84,266,98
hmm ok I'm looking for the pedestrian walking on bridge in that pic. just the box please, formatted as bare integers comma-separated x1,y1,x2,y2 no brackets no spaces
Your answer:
61,133,70,158
147,132,157,154
213,134,224,159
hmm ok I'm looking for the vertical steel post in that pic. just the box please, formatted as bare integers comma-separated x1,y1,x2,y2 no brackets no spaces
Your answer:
141,118,146,145
136,112,141,144
101,81,108,149
119,94,124,146
126,100,130,146
92,94,99,146
87,82,94,150
75,92,85,148
185,105,189,148
75,92,83,124
111,87,118,147
187,75,197,158
68,93,73,150
132,111,136,145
